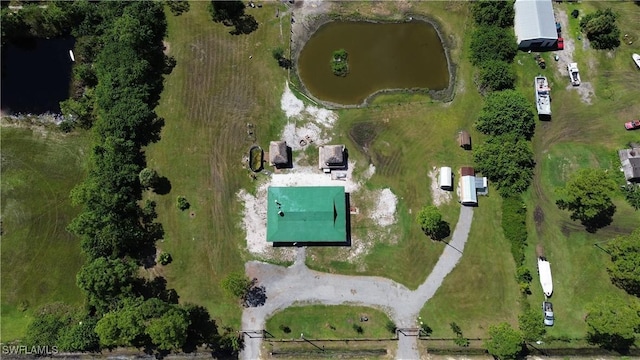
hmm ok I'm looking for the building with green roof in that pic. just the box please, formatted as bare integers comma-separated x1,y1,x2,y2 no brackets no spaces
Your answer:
267,186,347,243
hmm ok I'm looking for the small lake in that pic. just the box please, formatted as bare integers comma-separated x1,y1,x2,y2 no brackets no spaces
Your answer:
1,37,75,114
297,21,449,105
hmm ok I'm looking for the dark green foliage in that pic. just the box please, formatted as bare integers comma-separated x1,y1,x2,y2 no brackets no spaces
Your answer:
556,168,617,232
622,184,640,210
353,324,364,334
580,8,621,50
478,60,516,93
450,322,462,336
209,0,245,23
519,309,545,342
58,317,100,352
416,205,451,240
572,9,579,19
585,295,640,353
501,196,528,265
159,252,173,266
469,26,518,66
474,135,535,197
605,228,640,297
331,49,349,77
484,322,524,360
385,320,397,335
76,257,138,315
279,324,292,334
476,90,536,140
166,0,190,16
420,322,433,336
454,336,470,347
177,195,190,211
272,47,285,61
145,307,191,351
471,0,515,28
24,303,75,347
139,167,160,189
221,272,252,299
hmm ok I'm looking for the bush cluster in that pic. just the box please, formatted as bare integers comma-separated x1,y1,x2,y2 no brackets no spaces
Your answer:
331,49,349,77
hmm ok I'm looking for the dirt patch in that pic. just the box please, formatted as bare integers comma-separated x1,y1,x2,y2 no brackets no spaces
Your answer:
553,9,594,104
534,205,545,234
162,40,171,55
428,167,452,206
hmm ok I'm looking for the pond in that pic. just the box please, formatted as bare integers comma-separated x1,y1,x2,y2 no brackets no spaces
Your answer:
1,37,75,114
297,21,449,105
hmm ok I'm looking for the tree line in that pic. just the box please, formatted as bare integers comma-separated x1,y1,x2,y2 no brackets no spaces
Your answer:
6,1,238,354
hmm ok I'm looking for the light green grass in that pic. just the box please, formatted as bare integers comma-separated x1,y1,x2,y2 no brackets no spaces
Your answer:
1,127,89,342
145,2,292,327
266,305,394,339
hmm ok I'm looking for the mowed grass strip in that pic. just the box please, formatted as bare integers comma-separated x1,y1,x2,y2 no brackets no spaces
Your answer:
146,3,290,327
266,305,394,339
1,127,89,341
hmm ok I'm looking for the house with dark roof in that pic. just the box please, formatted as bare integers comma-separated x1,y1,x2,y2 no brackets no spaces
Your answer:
318,145,346,172
269,141,289,167
619,147,640,183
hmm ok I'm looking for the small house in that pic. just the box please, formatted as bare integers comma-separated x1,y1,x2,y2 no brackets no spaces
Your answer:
513,0,559,49
619,147,640,183
269,141,289,167
439,167,453,190
458,131,471,150
318,145,346,172
460,175,478,206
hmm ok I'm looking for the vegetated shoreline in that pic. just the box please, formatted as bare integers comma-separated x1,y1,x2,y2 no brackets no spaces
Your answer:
290,12,457,109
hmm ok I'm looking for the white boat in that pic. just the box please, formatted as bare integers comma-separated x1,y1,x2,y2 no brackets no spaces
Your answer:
538,257,553,298
535,76,551,116
633,53,640,69
567,62,581,86
69,50,75,62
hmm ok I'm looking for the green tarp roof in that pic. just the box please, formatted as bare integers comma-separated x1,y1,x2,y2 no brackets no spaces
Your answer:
267,186,347,242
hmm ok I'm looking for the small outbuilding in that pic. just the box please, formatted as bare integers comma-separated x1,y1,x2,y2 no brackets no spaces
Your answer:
461,166,475,177
269,141,289,167
439,167,453,190
458,131,471,150
514,0,558,49
318,145,346,172
460,175,478,206
619,147,640,183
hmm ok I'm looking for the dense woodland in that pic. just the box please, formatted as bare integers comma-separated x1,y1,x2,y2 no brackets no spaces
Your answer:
2,1,237,354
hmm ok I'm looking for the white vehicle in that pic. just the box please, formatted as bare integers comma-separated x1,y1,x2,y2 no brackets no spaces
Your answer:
534,76,551,116
567,62,581,86
543,301,554,326
538,257,553,297
633,53,640,69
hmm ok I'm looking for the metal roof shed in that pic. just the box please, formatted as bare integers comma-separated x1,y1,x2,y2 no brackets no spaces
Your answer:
267,186,347,242
514,0,558,49
460,175,478,206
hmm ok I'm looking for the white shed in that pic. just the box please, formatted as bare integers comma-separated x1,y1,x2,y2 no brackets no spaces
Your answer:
514,0,558,49
460,175,478,206
439,167,453,190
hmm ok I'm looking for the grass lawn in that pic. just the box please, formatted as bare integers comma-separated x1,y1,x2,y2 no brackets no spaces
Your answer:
145,2,292,327
0,127,89,342
266,305,394,339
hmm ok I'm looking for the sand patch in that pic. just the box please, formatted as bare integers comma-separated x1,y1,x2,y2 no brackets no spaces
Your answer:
369,188,397,227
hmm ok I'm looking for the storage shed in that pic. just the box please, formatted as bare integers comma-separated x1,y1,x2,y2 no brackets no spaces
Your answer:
460,175,478,206
514,0,558,49
439,167,453,190
458,131,471,150
269,141,288,166
619,147,640,183
461,167,475,177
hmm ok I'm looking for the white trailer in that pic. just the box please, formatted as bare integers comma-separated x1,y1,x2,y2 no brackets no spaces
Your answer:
439,167,452,190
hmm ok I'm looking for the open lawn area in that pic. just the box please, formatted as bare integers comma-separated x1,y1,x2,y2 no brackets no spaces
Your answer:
266,305,394,340
0,127,89,342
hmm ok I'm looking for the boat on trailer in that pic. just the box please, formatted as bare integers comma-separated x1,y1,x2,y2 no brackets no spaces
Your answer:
535,76,551,116
633,53,640,69
538,257,553,297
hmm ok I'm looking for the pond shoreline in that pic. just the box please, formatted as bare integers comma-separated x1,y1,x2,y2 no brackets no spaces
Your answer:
289,9,456,109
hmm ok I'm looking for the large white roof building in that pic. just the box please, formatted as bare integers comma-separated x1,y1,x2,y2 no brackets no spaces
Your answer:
514,0,558,49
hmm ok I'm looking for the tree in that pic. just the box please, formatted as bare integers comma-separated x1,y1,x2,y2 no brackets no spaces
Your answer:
139,167,159,189
208,0,245,25
476,90,535,140
183,304,219,351
484,322,524,360
24,303,75,347
166,0,190,16
272,47,292,69
605,228,640,296
580,8,621,50
474,135,535,196
146,308,190,351
585,295,640,353
518,309,545,342
469,26,518,66
478,60,516,93
471,0,515,28
58,317,100,352
622,184,640,210
416,205,451,240
221,272,252,299
556,168,617,232
76,257,138,314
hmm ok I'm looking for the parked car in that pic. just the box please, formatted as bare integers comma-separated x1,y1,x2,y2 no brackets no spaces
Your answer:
625,120,640,130
557,37,564,50
543,301,554,326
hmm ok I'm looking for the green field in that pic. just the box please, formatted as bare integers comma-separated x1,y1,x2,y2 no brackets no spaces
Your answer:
0,127,89,342
266,305,394,339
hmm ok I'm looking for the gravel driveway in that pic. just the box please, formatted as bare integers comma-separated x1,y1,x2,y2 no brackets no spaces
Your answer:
240,206,474,360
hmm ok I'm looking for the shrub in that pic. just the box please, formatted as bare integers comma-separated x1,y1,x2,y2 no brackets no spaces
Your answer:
501,197,528,265
469,26,518,66
353,324,364,334
221,272,252,299
454,336,470,347
279,324,291,334
622,184,640,210
385,320,397,335
158,252,172,265
416,205,451,240
272,47,284,61
580,8,621,50
519,309,545,342
139,168,159,189
331,49,349,77
478,60,516,93
176,195,190,211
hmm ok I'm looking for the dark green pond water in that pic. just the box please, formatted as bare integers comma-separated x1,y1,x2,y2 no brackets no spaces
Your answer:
297,21,449,105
